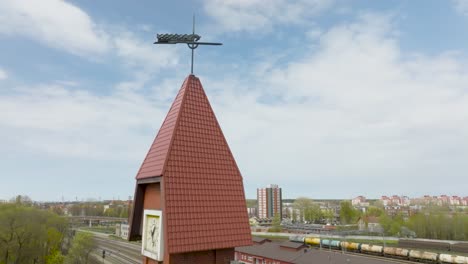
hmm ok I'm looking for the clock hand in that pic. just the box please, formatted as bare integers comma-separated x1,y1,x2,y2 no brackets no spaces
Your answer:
151,224,156,238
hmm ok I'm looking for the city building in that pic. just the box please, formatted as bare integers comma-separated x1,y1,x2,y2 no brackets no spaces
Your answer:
257,184,282,219
115,223,129,239
352,196,369,207
380,195,411,206
247,207,257,218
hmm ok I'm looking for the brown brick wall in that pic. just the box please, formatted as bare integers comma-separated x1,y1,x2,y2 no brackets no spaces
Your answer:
169,248,234,264
215,248,235,264
142,183,162,264
143,183,161,210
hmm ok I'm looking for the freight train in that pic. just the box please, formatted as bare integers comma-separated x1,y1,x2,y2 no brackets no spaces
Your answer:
289,236,468,264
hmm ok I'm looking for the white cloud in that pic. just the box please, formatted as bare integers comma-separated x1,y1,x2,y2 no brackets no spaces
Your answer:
113,32,180,73
0,0,109,56
0,83,168,160
0,1,179,74
1,11,468,198
202,13,468,197
203,0,333,32
453,0,468,16
0,68,7,80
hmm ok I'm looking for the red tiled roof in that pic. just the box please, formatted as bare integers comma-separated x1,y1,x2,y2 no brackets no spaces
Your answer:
136,75,252,253
136,78,188,179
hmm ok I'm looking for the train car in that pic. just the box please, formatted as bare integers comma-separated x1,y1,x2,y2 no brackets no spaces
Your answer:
289,235,305,244
383,247,410,258
340,241,361,251
360,244,383,255
304,237,321,246
409,250,438,262
321,239,341,249
439,254,468,264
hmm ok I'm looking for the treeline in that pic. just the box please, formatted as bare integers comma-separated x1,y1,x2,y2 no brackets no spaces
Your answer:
0,204,96,264
292,197,335,223
380,210,468,241
68,203,129,218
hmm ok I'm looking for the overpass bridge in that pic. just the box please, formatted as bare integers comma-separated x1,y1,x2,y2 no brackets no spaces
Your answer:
66,216,128,227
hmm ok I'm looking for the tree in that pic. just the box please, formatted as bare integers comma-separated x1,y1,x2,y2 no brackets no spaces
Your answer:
64,232,95,264
268,214,282,232
292,197,326,223
339,201,360,224
46,250,64,264
406,209,468,240
293,197,313,222
0,204,68,263
322,209,335,223
366,206,383,217
245,199,257,208
304,204,323,223
9,195,33,205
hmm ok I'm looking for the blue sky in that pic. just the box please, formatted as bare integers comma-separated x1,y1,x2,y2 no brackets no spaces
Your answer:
1,0,468,201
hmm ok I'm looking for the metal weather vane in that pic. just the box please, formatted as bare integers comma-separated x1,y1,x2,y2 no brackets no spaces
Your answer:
154,16,222,74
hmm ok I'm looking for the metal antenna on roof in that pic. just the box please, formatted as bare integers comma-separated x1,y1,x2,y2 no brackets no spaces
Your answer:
191,14,195,75
153,14,222,75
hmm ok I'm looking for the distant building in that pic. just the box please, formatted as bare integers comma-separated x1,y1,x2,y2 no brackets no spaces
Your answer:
247,207,257,217
357,216,382,233
257,184,282,219
381,196,391,206
115,223,129,239
352,196,369,207
381,195,411,206
450,196,461,206
463,197,468,206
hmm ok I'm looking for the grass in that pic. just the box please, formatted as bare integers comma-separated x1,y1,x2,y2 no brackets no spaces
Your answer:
80,226,115,234
254,234,289,241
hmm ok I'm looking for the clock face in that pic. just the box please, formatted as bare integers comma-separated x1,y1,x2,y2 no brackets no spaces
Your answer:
142,210,163,261
145,215,160,253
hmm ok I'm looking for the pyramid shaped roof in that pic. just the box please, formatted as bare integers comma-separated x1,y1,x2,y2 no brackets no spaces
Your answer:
134,75,252,253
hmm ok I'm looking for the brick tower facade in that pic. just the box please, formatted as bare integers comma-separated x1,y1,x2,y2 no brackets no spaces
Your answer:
129,75,252,263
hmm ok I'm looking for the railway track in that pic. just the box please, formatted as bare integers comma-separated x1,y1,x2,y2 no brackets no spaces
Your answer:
92,235,141,264
317,247,421,264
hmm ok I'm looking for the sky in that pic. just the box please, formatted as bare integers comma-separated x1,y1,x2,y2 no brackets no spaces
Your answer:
1,0,468,201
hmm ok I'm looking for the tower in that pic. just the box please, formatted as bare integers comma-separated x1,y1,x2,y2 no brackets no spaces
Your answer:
257,184,282,219
128,75,252,264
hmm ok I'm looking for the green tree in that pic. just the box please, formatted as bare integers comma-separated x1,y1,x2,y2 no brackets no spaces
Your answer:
268,214,282,232
339,200,360,224
0,204,68,263
304,204,323,223
245,199,257,208
46,250,64,264
322,209,335,223
64,232,95,264
366,206,383,217
406,207,468,240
